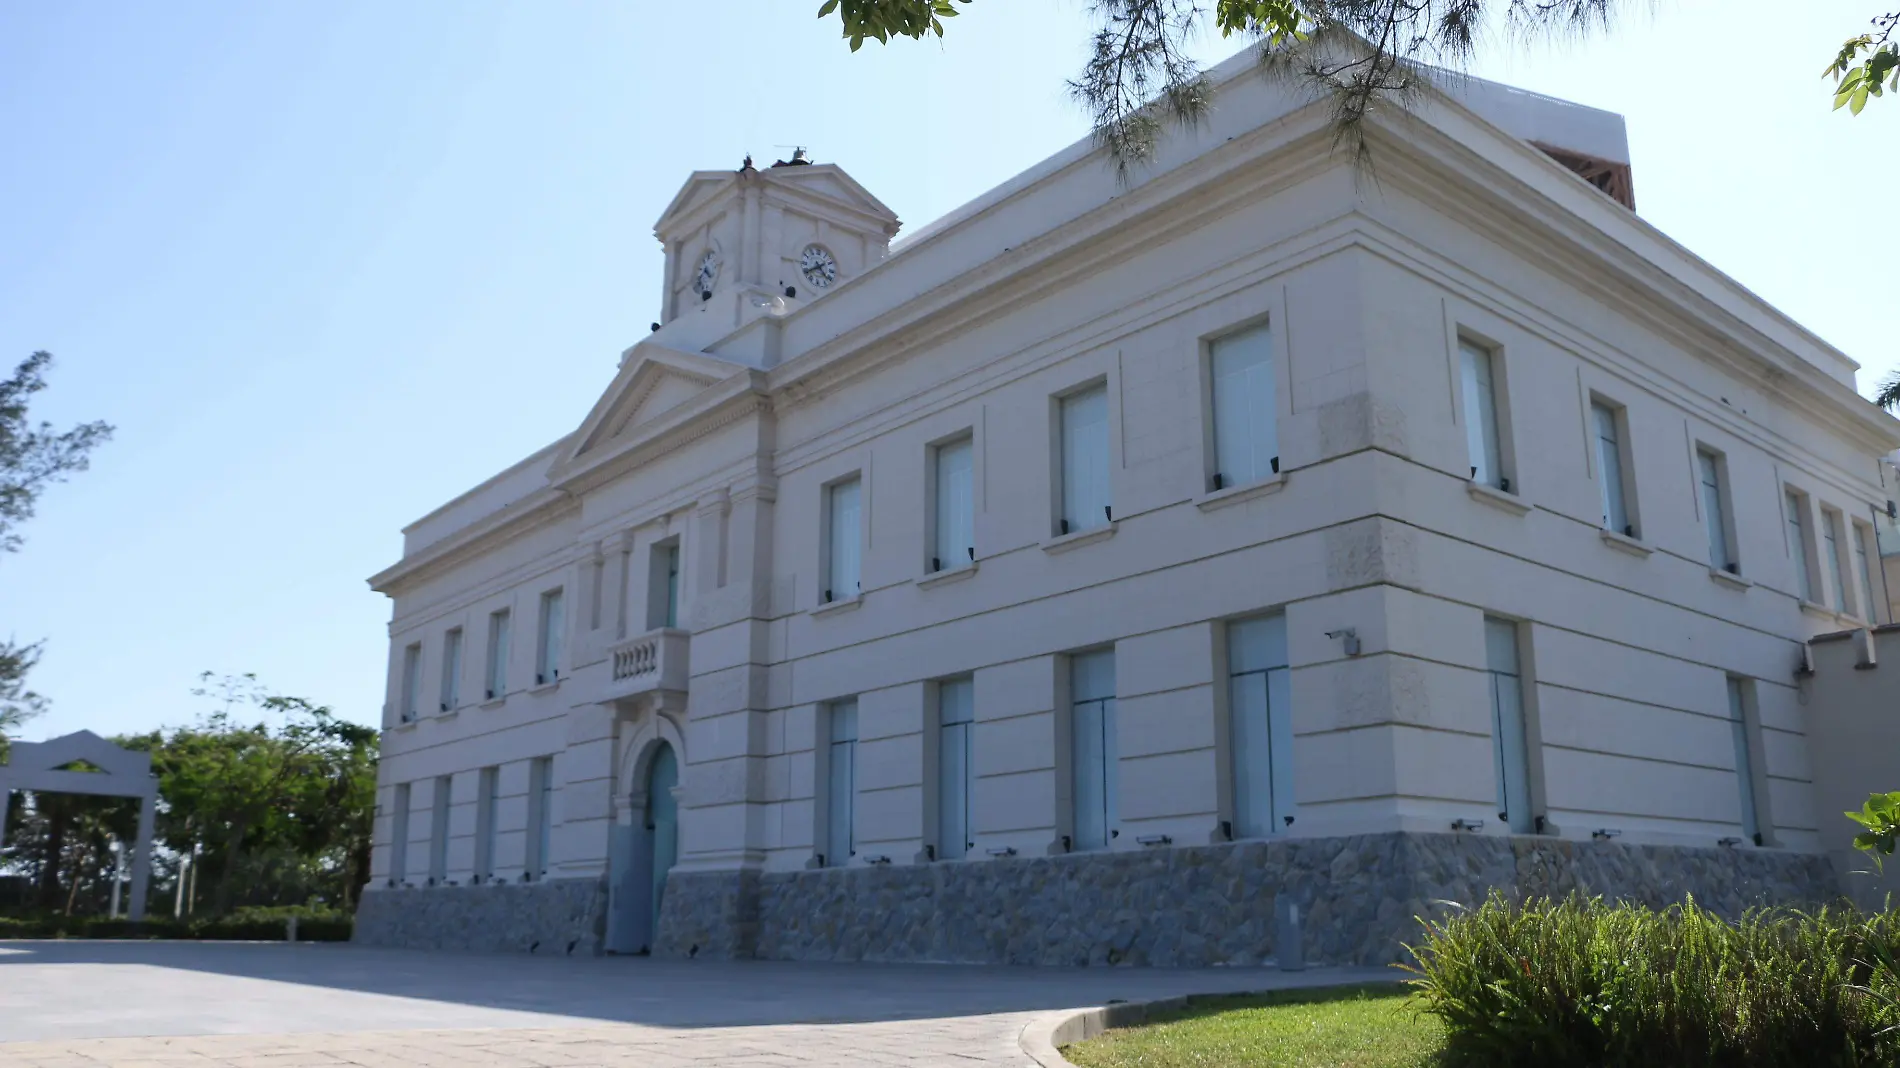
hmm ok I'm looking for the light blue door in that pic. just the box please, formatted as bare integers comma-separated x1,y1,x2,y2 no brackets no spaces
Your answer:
646,743,679,937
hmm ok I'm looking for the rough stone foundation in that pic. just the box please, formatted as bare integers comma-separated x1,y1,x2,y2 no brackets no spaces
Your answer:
353,877,607,954
653,833,1837,966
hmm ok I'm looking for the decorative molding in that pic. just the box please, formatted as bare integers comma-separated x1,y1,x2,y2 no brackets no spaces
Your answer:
1599,529,1654,559
1041,524,1118,556
916,563,979,590
1196,475,1287,513
1465,480,1532,517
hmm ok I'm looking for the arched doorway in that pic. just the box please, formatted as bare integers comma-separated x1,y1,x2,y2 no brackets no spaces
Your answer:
608,739,680,955
645,741,679,939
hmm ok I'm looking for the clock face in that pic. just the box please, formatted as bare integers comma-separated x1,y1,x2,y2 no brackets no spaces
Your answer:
695,250,719,293
799,245,837,290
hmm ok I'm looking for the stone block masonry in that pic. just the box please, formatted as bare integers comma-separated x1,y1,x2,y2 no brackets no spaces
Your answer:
353,877,607,954
655,833,1835,967
351,834,1832,962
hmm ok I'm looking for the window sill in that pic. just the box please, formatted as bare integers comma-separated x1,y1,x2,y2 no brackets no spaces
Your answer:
479,696,507,710
390,719,418,734
811,595,863,618
1799,600,1844,621
528,679,563,696
917,562,978,589
435,708,461,722
1466,480,1531,517
1041,523,1118,555
1707,567,1751,591
1196,475,1285,513
1599,529,1653,558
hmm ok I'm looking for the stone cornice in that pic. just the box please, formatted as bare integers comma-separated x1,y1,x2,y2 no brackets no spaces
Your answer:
369,487,580,596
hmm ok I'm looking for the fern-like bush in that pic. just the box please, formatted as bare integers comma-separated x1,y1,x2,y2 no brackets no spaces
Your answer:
1408,892,1900,1068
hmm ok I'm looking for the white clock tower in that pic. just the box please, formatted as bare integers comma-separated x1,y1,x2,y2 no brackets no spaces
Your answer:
651,150,902,345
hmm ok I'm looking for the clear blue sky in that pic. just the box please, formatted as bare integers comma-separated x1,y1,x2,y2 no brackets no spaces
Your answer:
3,1,1894,741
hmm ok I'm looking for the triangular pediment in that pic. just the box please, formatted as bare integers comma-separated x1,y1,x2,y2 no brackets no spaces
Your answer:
2,730,153,792
654,171,740,235
764,164,900,231
554,345,745,471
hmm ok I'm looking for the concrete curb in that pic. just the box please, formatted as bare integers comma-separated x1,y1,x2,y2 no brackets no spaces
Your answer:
1016,973,1408,1068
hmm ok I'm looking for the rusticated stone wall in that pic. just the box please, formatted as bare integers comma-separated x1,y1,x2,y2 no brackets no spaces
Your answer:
353,877,607,954
653,833,1836,967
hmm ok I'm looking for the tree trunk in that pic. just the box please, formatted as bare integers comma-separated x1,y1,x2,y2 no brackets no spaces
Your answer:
212,820,249,915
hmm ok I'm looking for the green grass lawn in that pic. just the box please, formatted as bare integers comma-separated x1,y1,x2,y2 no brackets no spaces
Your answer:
1062,983,1446,1068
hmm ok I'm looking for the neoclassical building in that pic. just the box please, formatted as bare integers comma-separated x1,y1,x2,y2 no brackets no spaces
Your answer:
356,55,1900,964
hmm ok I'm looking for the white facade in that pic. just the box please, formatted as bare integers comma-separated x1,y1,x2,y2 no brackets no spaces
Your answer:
364,58,1900,954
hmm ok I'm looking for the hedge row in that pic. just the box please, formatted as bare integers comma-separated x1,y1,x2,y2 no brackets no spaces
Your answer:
1409,892,1900,1068
0,909,352,942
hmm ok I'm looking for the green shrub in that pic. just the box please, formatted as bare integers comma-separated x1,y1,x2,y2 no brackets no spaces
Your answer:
1408,892,1900,1068
0,907,352,942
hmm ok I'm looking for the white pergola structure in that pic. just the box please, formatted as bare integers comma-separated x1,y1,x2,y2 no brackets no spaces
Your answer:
0,730,159,921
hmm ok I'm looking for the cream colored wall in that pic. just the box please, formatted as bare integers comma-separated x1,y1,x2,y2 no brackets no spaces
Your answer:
365,61,1899,896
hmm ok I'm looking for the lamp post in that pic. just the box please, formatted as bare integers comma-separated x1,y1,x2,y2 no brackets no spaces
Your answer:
108,839,123,919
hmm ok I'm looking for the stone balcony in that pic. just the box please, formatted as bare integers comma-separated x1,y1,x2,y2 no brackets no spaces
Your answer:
605,627,691,701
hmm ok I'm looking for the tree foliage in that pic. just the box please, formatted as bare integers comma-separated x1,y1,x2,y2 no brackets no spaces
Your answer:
820,2,1893,175
1826,12,1900,116
0,351,113,745
1,674,377,917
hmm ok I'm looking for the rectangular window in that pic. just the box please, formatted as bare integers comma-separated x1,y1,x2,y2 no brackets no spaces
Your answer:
1209,324,1278,489
400,643,421,722
1856,523,1880,624
1460,339,1506,490
662,545,680,628
1823,509,1848,612
537,589,564,685
825,699,858,867
1059,385,1111,533
1227,613,1294,838
474,766,499,882
1592,400,1634,536
389,782,411,885
1787,491,1815,603
931,437,975,572
646,541,682,630
1484,617,1534,834
486,609,511,699
825,476,862,602
526,756,553,878
1697,449,1736,572
428,775,451,884
1069,649,1118,852
1727,677,1762,846
936,678,975,860
440,628,463,712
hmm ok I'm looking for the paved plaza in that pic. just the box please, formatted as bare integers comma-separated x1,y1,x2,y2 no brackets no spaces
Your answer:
0,940,1393,1066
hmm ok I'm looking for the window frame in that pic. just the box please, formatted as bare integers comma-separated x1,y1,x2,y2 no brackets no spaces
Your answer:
389,782,411,885
536,588,565,686
646,538,682,631
1063,648,1119,853
821,698,859,868
1786,489,1819,604
1052,379,1113,537
1821,506,1850,614
1457,334,1514,493
1589,394,1640,539
440,627,463,713
473,765,500,883
1694,445,1739,574
526,755,554,880
1725,676,1770,847
1853,519,1882,624
428,775,451,885
1203,319,1281,493
820,473,865,605
926,432,977,575
930,677,976,860
1220,612,1295,840
399,642,422,723
485,608,511,701
1483,616,1538,835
